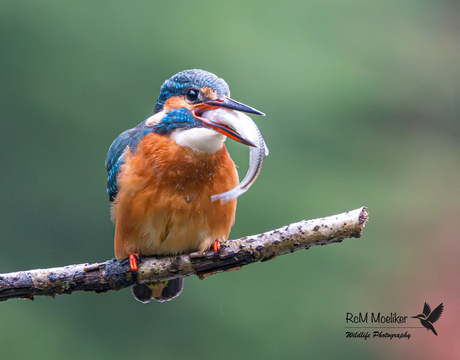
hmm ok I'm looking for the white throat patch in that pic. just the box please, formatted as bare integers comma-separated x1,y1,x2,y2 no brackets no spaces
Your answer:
145,110,165,125
172,128,226,154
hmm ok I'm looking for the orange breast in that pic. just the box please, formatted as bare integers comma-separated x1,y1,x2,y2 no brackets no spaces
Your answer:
112,132,238,259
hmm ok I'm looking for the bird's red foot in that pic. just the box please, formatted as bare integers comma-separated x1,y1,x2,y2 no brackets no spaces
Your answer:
212,240,221,255
129,253,140,272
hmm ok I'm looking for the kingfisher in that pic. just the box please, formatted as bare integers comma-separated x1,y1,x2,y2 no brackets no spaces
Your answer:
411,302,444,336
105,69,264,303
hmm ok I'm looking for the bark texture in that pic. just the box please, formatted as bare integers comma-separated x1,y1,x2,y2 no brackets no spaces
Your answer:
0,206,368,302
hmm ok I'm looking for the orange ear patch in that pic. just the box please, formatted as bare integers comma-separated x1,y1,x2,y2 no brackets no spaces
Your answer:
201,86,219,100
163,96,191,112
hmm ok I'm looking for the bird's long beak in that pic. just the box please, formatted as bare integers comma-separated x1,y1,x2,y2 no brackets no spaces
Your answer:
192,96,264,147
203,96,265,116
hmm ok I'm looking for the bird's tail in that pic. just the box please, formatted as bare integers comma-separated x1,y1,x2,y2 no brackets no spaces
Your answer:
131,278,184,303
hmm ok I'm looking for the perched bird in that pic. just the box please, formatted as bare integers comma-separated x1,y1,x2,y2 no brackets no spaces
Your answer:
105,69,264,303
411,302,444,336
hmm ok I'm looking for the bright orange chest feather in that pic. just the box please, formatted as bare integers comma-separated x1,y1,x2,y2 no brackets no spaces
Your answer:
112,132,238,258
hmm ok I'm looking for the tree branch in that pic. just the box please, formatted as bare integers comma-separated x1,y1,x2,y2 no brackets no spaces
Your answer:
0,206,368,302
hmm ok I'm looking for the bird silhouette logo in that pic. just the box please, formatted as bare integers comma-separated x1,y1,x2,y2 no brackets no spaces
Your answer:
411,302,444,336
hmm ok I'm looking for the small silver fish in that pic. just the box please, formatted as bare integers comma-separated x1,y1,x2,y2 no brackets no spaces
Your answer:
202,108,269,204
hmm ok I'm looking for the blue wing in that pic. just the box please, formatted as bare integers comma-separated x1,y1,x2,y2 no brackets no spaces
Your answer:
105,128,136,202
105,120,154,202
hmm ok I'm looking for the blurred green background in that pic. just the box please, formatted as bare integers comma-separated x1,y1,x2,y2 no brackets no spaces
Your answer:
1,1,459,359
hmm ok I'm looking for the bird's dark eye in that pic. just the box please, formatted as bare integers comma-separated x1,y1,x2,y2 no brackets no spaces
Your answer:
186,89,199,101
